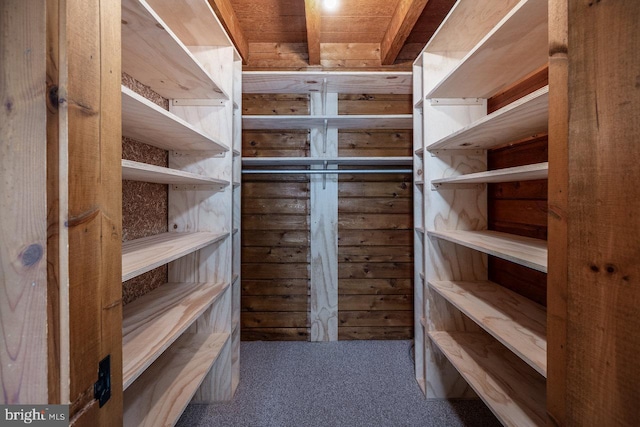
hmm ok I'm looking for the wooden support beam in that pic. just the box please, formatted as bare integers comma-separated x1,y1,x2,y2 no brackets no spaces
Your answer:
304,0,321,65
207,0,249,64
381,0,429,65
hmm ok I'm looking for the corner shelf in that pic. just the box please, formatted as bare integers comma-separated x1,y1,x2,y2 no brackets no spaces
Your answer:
426,0,548,99
123,332,229,427
429,280,546,376
429,331,546,426
242,115,413,130
427,230,547,273
122,281,229,389
427,87,548,151
122,232,228,281
431,162,548,187
121,86,228,153
121,0,229,100
122,159,229,187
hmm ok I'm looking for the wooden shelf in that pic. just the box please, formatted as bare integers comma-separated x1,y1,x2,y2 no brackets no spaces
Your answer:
232,273,239,284
122,160,229,187
121,86,228,153
242,156,413,167
416,227,425,234
121,0,228,100
233,149,241,157
427,87,549,151
242,115,413,130
414,98,424,109
428,230,547,273
242,71,412,94
122,281,229,389
122,232,228,282
123,332,229,427
415,181,424,186
415,148,424,157
432,162,548,187
427,0,548,98
429,332,545,426
429,280,546,376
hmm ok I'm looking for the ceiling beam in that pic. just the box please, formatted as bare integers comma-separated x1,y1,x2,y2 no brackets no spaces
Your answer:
381,0,429,65
208,0,249,64
304,0,322,65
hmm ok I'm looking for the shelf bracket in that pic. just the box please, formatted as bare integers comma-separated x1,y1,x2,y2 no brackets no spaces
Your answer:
171,184,227,192
431,182,486,191
429,98,484,106
172,99,227,107
322,160,328,190
429,149,485,157
322,78,328,116
171,150,227,158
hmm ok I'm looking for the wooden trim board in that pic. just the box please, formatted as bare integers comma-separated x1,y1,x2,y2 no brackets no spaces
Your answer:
427,87,548,151
122,159,229,186
432,162,548,187
121,0,228,99
429,331,546,427
242,71,412,94
428,230,547,273
427,0,548,98
122,232,228,281
242,115,413,130
242,157,412,167
122,281,229,389
429,280,546,376
121,86,228,153
123,332,229,427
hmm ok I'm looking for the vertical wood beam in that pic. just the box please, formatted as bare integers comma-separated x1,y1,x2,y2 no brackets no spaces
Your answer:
207,0,249,64
304,0,322,66
65,0,122,423
381,0,429,65
310,93,338,341
546,0,568,424
563,1,640,424
0,0,48,404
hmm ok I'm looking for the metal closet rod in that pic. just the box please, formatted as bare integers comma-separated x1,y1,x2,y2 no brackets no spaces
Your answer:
243,169,413,175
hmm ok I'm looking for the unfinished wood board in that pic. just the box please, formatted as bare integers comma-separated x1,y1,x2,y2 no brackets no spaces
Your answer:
243,157,412,167
122,232,228,281
122,281,228,389
242,71,412,94
242,115,413,130
121,0,228,99
427,0,548,98
428,87,548,151
122,159,229,187
0,0,47,403
428,230,547,273
121,86,228,153
123,332,229,427
429,280,546,376
432,162,548,187
429,331,546,427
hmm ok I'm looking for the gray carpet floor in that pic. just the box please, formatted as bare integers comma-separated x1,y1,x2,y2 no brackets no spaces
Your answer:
177,340,501,427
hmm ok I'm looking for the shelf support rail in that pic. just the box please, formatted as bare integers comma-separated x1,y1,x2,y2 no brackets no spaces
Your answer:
243,168,413,175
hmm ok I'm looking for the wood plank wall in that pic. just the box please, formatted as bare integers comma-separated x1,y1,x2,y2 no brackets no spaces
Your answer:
241,93,414,340
337,94,414,340
487,68,549,306
242,95,311,340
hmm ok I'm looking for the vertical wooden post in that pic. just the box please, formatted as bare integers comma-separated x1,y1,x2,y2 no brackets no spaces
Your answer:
0,0,48,404
310,93,339,341
63,0,123,423
562,1,640,424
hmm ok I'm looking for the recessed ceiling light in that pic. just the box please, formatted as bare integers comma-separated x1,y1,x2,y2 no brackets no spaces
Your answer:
323,0,338,11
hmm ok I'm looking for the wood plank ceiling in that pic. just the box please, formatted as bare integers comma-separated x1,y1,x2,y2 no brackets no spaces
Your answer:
210,0,456,70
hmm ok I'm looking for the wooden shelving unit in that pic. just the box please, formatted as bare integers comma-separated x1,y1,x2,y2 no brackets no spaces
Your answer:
431,162,547,187
414,0,550,422
120,0,241,422
429,331,546,426
429,280,546,376
428,230,547,273
122,232,227,282
122,281,229,388
123,332,229,427
242,114,413,130
121,86,228,153
122,160,230,187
